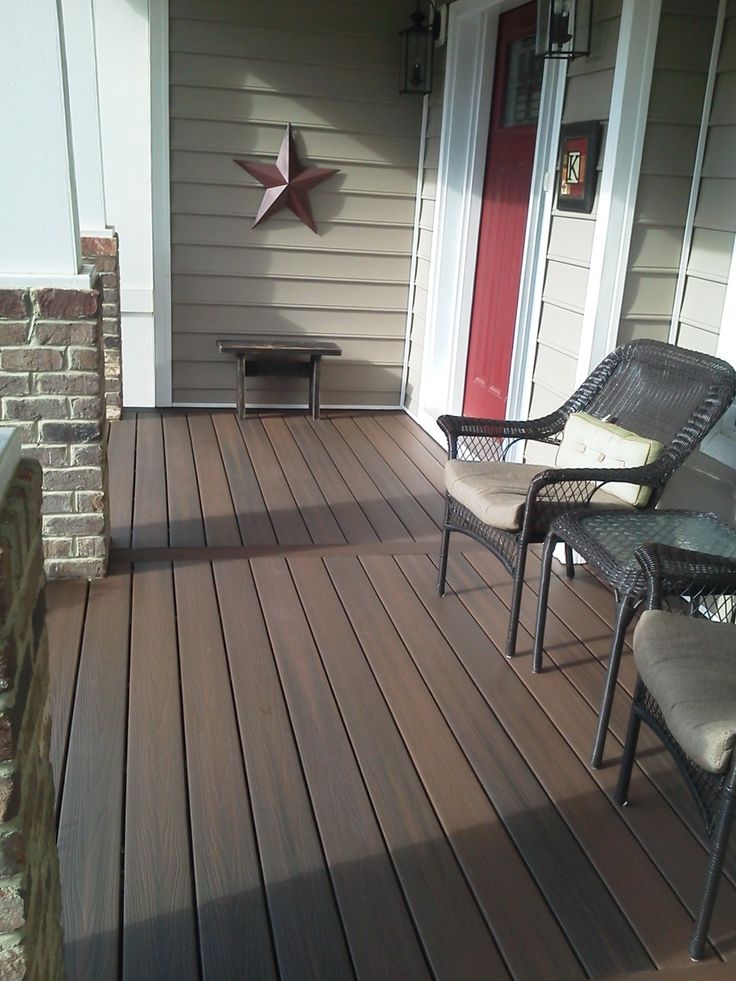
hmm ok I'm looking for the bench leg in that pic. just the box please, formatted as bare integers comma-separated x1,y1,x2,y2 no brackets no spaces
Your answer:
237,355,247,420
309,355,322,420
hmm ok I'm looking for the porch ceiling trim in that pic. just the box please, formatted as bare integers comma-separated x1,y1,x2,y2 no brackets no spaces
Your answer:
575,0,662,384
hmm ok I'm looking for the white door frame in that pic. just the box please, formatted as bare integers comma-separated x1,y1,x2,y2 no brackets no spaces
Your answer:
416,0,565,440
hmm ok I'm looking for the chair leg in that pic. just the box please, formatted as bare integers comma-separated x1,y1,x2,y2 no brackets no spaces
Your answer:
505,541,528,659
689,774,736,961
437,525,451,596
564,543,575,579
614,678,645,805
590,596,635,769
533,533,558,673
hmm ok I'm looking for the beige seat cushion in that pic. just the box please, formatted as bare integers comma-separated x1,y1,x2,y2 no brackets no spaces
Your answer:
634,610,736,774
556,412,664,507
444,460,628,532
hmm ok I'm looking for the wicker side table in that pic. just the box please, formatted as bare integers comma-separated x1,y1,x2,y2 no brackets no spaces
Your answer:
532,509,736,768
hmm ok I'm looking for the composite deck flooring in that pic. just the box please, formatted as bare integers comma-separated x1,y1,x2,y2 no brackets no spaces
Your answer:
46,410,736,980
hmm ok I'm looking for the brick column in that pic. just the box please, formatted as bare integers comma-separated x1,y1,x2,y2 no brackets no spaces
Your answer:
81,235,122,421
0,288,109,579
0,459,65,979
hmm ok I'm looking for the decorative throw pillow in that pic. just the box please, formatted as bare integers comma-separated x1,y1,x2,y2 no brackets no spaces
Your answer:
555,412,664,507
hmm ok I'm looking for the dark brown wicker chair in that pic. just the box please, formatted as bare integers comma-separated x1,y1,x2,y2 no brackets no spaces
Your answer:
436,339,736,657
615,542,736,961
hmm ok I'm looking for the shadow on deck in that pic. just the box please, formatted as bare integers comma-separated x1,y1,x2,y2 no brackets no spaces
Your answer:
46,410,736,980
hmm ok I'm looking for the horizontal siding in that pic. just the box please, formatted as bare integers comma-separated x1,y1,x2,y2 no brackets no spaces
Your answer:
618,6,717,349
527,0,622,464
673,4,736,355
170,0,422,407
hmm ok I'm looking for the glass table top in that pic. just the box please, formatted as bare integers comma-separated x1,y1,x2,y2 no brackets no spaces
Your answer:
562,509,736,571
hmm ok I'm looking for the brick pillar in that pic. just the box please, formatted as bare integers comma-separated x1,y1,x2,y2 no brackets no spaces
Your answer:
81,235,122,421
0,459,64,980
0,288,109,579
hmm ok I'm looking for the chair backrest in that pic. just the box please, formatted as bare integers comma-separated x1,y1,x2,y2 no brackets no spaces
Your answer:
561,340,736,487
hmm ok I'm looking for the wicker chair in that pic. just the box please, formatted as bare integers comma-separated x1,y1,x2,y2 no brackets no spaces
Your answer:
615,542,736,962
436,339,736,657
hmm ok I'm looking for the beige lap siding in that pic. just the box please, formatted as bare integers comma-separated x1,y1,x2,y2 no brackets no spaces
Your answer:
169,0,422,408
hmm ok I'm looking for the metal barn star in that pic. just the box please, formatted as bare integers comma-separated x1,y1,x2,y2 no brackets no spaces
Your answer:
233,124,339,233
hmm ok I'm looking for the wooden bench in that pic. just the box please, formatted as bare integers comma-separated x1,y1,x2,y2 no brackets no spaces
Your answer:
217,337,342,420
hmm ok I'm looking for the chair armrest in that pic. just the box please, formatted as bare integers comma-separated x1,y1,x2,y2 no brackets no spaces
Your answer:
529,456,670,494
437,413,563,459
634,542,736,610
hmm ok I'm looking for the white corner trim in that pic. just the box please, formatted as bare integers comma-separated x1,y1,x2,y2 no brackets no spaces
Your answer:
575,0,662,385
151,0,172,407
418,0,509,427
506,57,566,427
701,222,736,469
401,93,430,408
669,0,727,345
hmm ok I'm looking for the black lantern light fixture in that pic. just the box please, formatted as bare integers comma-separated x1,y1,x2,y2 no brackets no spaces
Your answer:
399,1,441,95
536,0,593,60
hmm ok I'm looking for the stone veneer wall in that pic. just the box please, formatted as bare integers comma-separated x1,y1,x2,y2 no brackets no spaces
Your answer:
80,236,122,421
0,459,64,979
0,289,109,579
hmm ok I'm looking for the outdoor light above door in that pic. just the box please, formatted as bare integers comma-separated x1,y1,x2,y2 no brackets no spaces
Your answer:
399,1,441,94
535,0,592,60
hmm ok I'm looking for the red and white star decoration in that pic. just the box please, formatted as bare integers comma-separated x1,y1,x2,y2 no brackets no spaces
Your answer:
233,124,339,233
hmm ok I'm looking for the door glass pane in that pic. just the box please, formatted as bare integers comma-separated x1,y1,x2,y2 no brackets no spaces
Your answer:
503,36,543,127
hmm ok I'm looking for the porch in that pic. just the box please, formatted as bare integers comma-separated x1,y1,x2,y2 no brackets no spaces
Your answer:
47,409,736,980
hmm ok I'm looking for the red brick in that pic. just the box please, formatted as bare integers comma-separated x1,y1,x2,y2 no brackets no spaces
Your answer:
34,289,99,319
81,235,118,256
0,291,27,319
0,349,63,372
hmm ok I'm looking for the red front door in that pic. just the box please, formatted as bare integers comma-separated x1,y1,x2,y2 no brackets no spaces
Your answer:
463,2,542,419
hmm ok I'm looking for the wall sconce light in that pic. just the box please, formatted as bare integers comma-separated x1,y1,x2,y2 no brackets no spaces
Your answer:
536,0,593,60
399,1,441,95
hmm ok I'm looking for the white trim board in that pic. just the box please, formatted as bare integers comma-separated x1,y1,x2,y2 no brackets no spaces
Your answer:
417,0,565,443
575,0,662,384
151,0,172,406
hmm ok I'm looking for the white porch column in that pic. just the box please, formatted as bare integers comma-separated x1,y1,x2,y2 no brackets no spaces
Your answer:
0,0,89,287
59,0,109,237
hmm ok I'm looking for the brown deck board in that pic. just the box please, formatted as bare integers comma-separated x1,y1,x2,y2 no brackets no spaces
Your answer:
213,558,353,980
352,415,446,526
364,552,651,978
162,413,205,548
399,551,697,970
187,413,241,547
290,556,510,980
252,556,431,980
108,413,137,548
56,568,131,981
124,564,199,980
307,418,411,542
238,418,311,545
373,412,446,495
175,561,278,980
261,417,345,544
46,578,88,818
393,410,447,465
326,553,585,981
212,412,276,546
51,409,735,979
285,417,379,544
132,412,168,548
447,551,736,959
332,417,439,540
